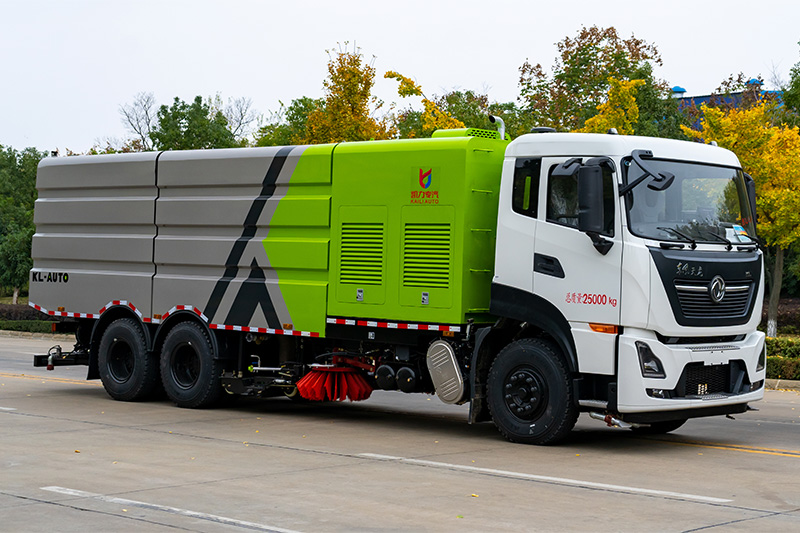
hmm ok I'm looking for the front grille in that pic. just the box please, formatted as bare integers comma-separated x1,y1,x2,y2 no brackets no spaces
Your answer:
684,363,729,396
674,280,752,319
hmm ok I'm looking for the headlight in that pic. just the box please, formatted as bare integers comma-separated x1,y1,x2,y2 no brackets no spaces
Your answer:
636,341,665,378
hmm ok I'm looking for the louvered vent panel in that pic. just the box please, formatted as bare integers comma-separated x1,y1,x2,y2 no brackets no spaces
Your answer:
403,223,451,288
465,128,500,139
340,223,384,285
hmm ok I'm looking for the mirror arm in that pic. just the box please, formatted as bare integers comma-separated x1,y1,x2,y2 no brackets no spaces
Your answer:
618,174,647,196
586,232,614,255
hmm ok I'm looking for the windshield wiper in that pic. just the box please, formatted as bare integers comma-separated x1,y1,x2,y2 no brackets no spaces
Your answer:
704,230,733,251
704,228,759,251
657,226,697,249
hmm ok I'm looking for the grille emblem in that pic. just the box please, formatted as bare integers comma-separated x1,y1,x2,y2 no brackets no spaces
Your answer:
709,276,726,303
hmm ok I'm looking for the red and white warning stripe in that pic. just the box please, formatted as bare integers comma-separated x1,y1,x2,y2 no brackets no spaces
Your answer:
208,323,320,337
98,300,144,320
29,301,321,338
29,302,100,319
160,304,208,323
326,317,461,333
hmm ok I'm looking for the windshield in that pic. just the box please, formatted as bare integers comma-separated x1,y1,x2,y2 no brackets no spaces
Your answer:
624,158,756,244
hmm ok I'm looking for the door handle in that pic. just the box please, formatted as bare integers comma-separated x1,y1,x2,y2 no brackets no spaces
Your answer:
534,253,565,279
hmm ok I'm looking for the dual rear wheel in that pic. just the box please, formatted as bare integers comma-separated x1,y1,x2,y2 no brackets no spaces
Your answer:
98,318,221,408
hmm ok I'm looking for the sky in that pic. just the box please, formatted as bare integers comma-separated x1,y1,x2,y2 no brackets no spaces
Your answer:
1,0,798,152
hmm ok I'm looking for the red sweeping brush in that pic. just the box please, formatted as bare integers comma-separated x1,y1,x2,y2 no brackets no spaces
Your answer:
296,366,373,402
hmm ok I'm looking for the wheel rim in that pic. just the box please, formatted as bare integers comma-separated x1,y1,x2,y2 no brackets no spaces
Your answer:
108,339,135,383
170,343,201,389
502,366,548,422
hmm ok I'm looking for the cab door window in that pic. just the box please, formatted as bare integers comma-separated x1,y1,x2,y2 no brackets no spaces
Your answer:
546,166,579,228
546,162,615,236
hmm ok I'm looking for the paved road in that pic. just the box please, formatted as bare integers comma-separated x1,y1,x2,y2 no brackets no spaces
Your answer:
1,335,799,532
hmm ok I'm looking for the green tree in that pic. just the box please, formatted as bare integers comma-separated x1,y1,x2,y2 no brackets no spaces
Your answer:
631,63,688,138
300,43,395,144
151,96,239,150
255,97,322,146
778,42,800,128
430,91,533,138
386,72,531,139
786,52,800,114
518,26,683,136
0,145,46,304
385,71,464,137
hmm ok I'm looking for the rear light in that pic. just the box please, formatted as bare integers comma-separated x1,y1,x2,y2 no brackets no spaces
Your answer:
636,341,665,378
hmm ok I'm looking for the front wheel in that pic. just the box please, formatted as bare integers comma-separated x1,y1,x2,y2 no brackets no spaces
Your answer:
487,339,578,445
160,322,222,408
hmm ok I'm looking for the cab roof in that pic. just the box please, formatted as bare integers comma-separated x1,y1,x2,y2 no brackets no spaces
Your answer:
506,132,741,168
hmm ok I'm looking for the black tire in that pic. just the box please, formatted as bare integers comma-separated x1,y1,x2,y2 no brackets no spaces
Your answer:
631,419,687,435
487,339,578,445
160,321,222,408
98,318,158,401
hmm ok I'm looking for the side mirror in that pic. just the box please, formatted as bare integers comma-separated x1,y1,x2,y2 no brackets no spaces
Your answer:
578,165,614,255
744,172,757,228
578,165,604,234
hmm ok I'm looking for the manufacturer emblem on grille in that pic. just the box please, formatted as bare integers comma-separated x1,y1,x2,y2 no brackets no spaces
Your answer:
709,275,726,303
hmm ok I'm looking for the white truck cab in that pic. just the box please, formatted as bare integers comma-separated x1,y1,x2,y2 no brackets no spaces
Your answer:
485,132,764,437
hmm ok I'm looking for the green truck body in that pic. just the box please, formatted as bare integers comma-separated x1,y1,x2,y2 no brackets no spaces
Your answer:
31,130,506,336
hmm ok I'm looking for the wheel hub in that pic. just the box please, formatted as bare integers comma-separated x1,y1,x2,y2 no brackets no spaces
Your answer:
171,343,200,389
108,339,134,383
503,368,545,420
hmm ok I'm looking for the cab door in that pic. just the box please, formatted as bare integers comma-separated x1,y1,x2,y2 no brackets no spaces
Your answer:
532,157,622,327
493,157,542,294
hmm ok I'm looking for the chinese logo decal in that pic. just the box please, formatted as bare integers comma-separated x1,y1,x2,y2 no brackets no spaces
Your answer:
411,168,439,204
676,262,703,278
419,168,432,189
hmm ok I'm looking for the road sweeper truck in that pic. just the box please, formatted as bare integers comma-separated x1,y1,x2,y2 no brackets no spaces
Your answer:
30,122,766,444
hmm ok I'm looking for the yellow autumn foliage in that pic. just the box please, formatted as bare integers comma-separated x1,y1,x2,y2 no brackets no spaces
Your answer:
577,78,645,135
301,45,395,144
681,101,800,250
385,71,464,136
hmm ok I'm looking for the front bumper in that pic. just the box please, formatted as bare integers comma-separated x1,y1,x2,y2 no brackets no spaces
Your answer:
617,328,765,414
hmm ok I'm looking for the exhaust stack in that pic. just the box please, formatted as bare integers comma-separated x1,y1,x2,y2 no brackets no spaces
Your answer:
488,115,505,140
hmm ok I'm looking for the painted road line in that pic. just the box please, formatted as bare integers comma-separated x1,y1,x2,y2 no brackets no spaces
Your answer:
359,454,732,504
0,407,17,411
41,486,302,533
653,439,800,458
0,373,102,386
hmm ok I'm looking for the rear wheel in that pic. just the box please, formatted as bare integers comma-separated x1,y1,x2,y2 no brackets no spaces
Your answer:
631,419,687,435
160,322,222,408
487,339,578,445
98,318,158,401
